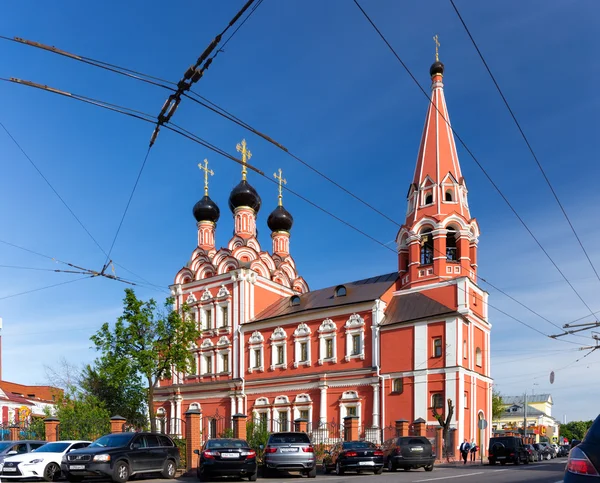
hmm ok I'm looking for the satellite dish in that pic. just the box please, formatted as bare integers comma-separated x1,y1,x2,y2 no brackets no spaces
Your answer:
550,371,555,384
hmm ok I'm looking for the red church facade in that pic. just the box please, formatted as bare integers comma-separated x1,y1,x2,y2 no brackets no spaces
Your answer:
154,58,492,451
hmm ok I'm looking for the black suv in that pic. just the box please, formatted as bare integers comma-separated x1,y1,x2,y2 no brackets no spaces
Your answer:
382,436,435,472
61,432,180,483
488,436,528,465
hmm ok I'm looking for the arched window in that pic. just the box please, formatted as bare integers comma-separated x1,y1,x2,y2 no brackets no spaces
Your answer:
445,190,453,202
446,227,458,261
476,347,482,367
425,193,433,205
420,229,434,265
290,295,301,307
392,378,404,394
432,393,443,409
334,285,347,297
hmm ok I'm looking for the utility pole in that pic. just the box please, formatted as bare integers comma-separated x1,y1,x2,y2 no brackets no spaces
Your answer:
523,393,527,441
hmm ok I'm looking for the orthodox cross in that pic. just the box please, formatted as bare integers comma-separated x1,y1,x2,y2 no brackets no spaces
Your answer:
433,34,440,62
198,158,214,196
273,168,287,206
236,139,252,181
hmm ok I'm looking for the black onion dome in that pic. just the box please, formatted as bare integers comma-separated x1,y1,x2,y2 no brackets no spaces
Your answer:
193,195,220,223
267,205,293,232
430,61,445,77
228,180,262,213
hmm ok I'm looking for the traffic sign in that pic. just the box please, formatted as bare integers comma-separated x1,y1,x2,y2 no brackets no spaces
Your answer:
478,419,488,430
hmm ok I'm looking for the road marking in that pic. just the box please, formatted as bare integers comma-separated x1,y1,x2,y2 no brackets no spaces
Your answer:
415,472,486,482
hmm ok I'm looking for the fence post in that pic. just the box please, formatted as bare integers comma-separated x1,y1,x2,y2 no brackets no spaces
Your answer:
294,418,308,433
232,414,247,440
110,415,126,433
435,427,443,461
413,418,426,436
343,416,359,442
185,409,202,471
9,424,20,441
395,419,409,437
43,418,59,442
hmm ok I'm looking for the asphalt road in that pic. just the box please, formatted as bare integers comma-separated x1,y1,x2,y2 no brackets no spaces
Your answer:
138,457,567,483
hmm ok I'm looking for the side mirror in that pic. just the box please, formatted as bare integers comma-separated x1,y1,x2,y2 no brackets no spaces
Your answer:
259,445,264,450
7,451,17,456
193,449,200,455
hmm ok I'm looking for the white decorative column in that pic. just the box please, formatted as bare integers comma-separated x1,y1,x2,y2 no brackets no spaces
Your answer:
175,392,183,437
169,399,175,435
371,383,380,428
237,396,244,415
230,395,236,419
319,384,328,426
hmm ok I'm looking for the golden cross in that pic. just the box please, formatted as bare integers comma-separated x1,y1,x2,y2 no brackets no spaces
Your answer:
433,34,440,62
273,168,287,206
198,158,214,196
236,139,252,181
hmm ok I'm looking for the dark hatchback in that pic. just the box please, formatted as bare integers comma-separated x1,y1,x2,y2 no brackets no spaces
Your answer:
322,441,383,475
61,432,179,483
194,438,257,482
564,414,600,482
382,436,434,472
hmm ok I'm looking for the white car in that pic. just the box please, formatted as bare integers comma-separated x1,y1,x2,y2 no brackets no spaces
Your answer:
1,441,91,481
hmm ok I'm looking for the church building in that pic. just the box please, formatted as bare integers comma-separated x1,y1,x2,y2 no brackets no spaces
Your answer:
154,57,492,449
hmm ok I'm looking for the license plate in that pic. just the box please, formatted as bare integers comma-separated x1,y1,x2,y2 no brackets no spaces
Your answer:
280,448,298,453
410,446,423,452
221,453,239,459
3,468,16,472
69,465,86,470
497,456,505,460
359,461,374,466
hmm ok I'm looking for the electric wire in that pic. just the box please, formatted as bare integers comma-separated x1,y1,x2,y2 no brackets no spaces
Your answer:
1,78,587,346
0,276,92,301
449,0,600,287
352,0,598,331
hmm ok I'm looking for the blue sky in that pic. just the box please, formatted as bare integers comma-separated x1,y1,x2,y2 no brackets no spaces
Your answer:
1,1,599,422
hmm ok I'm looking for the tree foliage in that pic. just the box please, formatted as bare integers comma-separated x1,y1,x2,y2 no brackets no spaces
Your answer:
53,386,110,441
492,391,504,421
560,420,594,442
246,421,271,464
90,289,199,432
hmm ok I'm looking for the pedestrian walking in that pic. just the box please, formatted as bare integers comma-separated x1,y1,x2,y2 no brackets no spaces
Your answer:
470,439,477,462
460,439,471,464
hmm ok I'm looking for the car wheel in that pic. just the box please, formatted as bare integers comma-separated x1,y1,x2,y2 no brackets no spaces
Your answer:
307,466,317,478
335,462,344,475
374,466,383,475
43,463,61,482
546,453,551,461
387,459,396,472
248,472,257,482
197,469,210,482
425,465,434,472
112,461,130,483
161,459,176,479
515,456,520,465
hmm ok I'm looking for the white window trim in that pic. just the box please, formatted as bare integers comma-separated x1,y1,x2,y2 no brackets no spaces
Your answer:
216,300,231,329
293,405,313,424
252,409,272,432
270,327,288,370
293,323,312,368
200,303,214,332
248,331,265,373
318,318,337,365
344,314,365,361
217,348,231,374
339,400,362,429
200,351,214,375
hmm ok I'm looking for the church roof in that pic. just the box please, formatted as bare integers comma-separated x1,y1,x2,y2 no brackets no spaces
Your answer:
502,394,553,405
252,272,398,322
0,380,60,403
381,292,457,326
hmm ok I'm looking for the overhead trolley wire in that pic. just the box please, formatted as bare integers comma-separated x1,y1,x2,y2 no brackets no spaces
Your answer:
352,0,599,331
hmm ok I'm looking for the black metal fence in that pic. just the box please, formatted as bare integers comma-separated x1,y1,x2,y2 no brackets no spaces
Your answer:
0,421,44,441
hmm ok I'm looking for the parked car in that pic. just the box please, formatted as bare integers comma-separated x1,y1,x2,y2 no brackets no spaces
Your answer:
322,441,383,475
488,436,529,465
558,445,571,457
61,432,179,483
0,441,47,471
564,414,600,482
382,436,435,472
524,444,538,463
571,439,582,449
1,440,90,481
194,438,257,481
538,442,556,458
262,432,316,478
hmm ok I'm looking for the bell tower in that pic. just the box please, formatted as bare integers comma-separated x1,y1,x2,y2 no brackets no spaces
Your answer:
397,43,480,289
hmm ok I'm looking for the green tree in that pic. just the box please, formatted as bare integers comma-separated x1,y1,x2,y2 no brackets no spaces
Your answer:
246,421,270,464
492,391,504,421
90,289,199,433
433,398,454,462
53,386,110,441
81,356,147,429
560,420,594,442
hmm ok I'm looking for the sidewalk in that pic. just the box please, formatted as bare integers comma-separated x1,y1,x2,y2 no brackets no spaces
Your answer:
435,458,489,468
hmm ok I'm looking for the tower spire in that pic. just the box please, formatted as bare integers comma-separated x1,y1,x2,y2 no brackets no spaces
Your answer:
274,168,287,207
236,139,252,181
433,34,440,62
198,158,214,196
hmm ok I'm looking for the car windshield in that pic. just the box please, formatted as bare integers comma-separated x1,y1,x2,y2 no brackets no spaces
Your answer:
90,434,134,448
343,442,375,449
32,443,71,453
269,434,309,444
207,440,248,449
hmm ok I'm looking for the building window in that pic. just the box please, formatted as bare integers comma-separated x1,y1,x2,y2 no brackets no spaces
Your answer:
393,378,404,394
445,190,453,202
325,338,334,359
254,349,261,368
221,305,229,327
344,314,365,361
290,295,301,306
300,342,308,362
204,355,212,374
420,229,434,265
424,191,433,205
351,334,361,355
476,347,482,367
432,393,443,409
335,285,347,297
346,406,358,417
293,323,311,367
222,353,229,373
259,412,268,430
202,308,212,330
277,345,285,365
446,228,458,261
463,340,467,359
464,391,468,409
189,354,198,376
433,338,443,358
278,411,289,432
299,409,309,421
